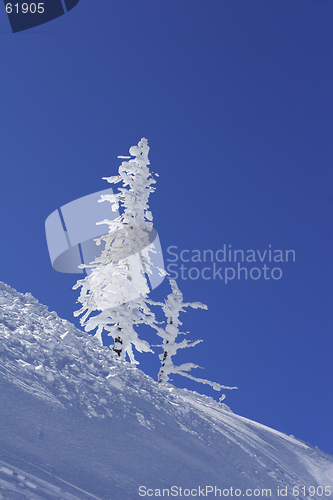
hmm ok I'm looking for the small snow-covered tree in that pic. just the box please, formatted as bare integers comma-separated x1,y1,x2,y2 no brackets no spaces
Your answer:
148,279,237,395
73,137,236,398
73,138,163,362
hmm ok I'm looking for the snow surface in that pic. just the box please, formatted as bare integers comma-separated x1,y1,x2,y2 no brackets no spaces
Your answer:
0,281,332,499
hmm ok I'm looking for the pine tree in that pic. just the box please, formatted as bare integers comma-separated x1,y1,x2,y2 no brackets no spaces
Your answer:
148,279,237,394
73,137,236,398
73,138,163,362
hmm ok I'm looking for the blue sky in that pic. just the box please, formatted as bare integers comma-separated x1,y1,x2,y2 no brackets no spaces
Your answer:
0,0,332,455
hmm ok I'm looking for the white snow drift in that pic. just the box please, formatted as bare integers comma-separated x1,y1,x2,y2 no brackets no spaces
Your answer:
0,281,332,499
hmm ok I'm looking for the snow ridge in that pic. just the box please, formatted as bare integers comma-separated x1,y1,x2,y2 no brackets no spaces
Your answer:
0,282,332,499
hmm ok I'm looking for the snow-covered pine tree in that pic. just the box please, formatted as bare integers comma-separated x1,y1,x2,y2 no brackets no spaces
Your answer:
148,279,237,394
73,138,164,363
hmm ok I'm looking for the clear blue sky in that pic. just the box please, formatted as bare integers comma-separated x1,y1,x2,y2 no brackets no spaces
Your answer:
0,0,332,455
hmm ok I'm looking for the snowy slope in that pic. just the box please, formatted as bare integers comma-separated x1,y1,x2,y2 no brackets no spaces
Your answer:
0,282,332,500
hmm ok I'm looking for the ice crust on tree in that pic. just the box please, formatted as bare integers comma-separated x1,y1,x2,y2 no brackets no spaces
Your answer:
73,138,235,394
149,279,237,393
73,138,163,360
